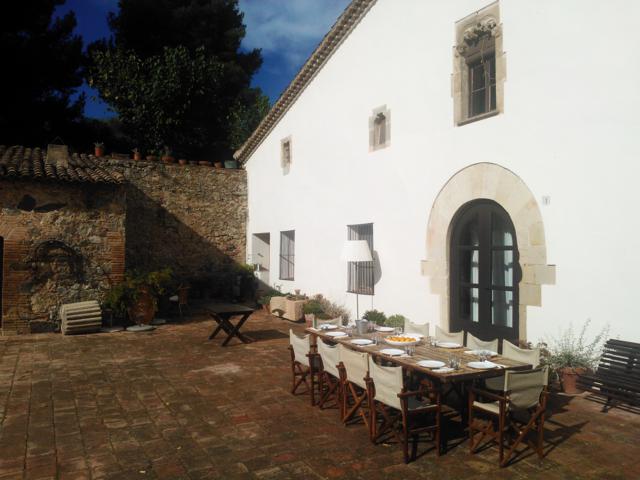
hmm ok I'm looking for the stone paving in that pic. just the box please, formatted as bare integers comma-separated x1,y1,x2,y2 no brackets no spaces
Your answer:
1,309,639,479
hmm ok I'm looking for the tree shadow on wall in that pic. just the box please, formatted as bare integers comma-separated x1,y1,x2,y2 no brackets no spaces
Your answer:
124,183,252,302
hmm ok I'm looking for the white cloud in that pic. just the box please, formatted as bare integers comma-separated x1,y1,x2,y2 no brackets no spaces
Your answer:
239,0,350,69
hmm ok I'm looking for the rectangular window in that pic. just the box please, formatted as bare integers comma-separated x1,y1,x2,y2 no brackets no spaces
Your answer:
279,230,295,280
468,53,496,117
347,223,374,295
281,137,291,168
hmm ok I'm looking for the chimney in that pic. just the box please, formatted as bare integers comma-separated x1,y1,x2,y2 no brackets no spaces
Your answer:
46,144,69,168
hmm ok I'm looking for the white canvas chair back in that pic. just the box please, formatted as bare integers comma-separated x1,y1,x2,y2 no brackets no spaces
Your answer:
435,326,464,345
317,339,340,378
405,320,429,337
317,316,342,327
505,366,548,411
466,332,499,352
368,356,402,410
338,344,369,389
289,330,311,367
502,341,540,368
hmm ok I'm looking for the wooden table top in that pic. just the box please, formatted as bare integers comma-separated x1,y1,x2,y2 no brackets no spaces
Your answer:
203,303,255,314
305,327,531,384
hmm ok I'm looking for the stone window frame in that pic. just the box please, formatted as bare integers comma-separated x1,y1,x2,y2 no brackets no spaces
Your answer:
280,136,292,174
452,1,506,126
369,105,391,151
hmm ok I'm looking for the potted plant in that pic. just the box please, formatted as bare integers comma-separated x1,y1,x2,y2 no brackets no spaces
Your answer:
213,161,223,169
146,149,158,162
103,268,173,327
386,314,407,330
132,148,142,161
543,320,609,394
161,146,175,164
363,309,387,326
224,159,238,169
303,299,324,327
188,160,198,166
200,160,213,167
178,158,188,166
94,142,105,157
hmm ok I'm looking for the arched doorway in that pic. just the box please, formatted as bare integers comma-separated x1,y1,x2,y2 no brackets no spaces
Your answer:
449,199,520,342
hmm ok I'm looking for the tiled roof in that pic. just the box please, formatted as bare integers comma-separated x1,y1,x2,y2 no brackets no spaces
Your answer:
0,145,125,184
233,0,377,164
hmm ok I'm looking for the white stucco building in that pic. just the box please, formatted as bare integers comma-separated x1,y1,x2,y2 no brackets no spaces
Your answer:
236,0,640,344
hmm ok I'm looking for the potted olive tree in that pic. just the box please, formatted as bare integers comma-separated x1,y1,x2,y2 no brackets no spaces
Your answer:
544,320,609,394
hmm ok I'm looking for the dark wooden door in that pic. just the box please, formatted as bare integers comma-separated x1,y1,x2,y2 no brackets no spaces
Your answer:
450,200,520,343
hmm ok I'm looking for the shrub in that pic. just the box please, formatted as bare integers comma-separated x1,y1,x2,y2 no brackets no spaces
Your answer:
363,309,386,326
257,288,286,306
309,294,350,324
543,319,609,372
303,300,324,315
386,314,407,329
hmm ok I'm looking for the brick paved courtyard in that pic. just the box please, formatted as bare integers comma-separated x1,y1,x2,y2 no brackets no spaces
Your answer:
1,310,639,480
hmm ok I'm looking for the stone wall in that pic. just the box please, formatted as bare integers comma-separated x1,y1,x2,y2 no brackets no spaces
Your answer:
115,159,247,286
0,181,125,334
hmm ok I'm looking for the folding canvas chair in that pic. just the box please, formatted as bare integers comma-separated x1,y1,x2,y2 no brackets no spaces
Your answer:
469,366,549,467
367,357,441,463
317,339,341,410
288,330,318,405
466,332,499,353
337,344,370,428
435,326,464,345
485,341,540,391
405,320,430,338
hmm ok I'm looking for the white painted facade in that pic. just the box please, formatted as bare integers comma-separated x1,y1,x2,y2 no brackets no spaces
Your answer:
243,0,640,343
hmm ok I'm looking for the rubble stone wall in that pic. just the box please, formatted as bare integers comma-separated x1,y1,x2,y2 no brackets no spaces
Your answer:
0,181,125,334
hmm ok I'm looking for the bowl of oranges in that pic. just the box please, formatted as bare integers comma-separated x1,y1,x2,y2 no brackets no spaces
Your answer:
384,335,421,347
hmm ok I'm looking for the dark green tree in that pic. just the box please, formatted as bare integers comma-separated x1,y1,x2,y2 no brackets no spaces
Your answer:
0,0,85,146
89,0,269,158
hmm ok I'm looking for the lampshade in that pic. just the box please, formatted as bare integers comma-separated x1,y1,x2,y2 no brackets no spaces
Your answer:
341,240,373,262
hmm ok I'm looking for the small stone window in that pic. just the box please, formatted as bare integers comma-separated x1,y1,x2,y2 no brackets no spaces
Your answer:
369,106,390,151
452,2,505,126
280,136,292,174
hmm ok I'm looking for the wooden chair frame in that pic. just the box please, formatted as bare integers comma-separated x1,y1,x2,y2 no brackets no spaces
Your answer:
288,346,318,406
317,365,341,410
367,379,441,463
337,362,370,428
468,386,548,467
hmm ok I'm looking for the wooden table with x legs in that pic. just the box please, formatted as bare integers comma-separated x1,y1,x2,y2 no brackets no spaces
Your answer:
206,303,255,346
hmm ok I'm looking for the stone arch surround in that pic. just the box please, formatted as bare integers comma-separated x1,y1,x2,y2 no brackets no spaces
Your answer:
420,163,556,341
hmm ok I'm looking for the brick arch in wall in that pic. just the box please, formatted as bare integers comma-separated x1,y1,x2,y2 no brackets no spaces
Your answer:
420,162,556,341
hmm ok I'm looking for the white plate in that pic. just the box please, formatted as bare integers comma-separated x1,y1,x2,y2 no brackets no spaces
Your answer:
351,338,373,346
326,331,347,337
436,342,462,349
318,324,337,330
380,348,405,356
467,361,499,369
464,349,498,357
433,367,454,373
385,337,420,347
375,326,394,332
417,360,446,369
403,332,424,338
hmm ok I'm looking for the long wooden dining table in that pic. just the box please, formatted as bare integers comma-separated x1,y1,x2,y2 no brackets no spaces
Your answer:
305,326,531,384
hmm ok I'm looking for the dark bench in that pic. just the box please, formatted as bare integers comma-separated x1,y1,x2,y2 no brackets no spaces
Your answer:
578,339,640,412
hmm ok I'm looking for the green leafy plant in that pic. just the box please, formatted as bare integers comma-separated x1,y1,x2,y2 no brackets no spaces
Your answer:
257,288,286,306
386,314,407,329
103,268,173,318
303,300,324,316
363,309,387,326
309,294,350,324
543,319,609,372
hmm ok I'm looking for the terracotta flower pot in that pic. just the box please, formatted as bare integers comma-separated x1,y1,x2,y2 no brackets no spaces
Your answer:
304,313,315,328
127,287,156,325
133,152,142,161
559,367,587,394
214,161,223,169
161,155,175,164
95,146,104,158
188,160,198,166
178,158,188,166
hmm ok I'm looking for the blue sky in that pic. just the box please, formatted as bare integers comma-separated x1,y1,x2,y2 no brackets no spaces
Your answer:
56,0,350,119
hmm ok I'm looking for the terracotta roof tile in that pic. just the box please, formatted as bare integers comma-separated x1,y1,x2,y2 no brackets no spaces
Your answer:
0,145,125,185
